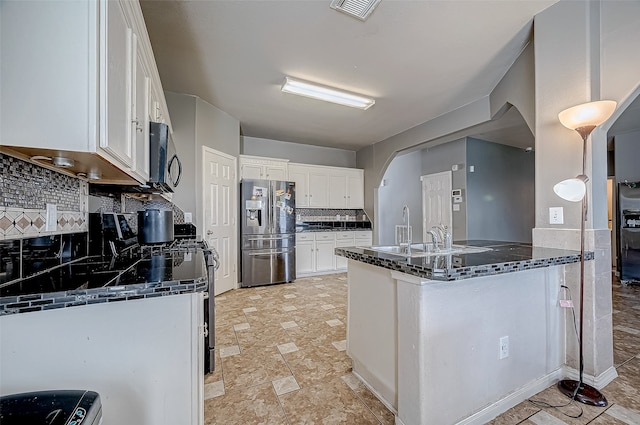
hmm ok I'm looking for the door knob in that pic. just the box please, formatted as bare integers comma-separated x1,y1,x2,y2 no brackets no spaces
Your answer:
207,230,213,235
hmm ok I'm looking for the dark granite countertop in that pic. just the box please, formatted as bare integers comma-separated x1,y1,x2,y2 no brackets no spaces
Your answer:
0,247,210,316
335,240,592,281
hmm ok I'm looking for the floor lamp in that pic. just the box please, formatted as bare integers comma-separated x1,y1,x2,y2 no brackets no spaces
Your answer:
553,100,616,407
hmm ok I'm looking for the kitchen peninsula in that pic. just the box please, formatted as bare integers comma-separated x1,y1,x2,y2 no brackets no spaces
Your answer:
336,241,591,425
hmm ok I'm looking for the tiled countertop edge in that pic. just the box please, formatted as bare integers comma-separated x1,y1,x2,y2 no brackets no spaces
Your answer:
0,278,208,316
335,247,593,282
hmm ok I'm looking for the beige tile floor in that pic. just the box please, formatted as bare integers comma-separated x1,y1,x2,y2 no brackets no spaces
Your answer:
205,274,640,424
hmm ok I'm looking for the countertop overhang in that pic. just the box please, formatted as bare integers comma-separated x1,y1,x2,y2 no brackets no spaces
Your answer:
335,240,592,281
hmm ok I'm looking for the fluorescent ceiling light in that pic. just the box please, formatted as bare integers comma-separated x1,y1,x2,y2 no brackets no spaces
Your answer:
281,77,375,110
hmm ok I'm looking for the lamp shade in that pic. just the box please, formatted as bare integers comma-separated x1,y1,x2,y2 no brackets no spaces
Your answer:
558,100,617,130
554,175,589,202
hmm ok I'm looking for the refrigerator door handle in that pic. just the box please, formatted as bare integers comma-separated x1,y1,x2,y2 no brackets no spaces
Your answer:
247,249,293,256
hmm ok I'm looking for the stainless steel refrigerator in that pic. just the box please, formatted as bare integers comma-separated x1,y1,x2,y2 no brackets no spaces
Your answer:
618,181,640,285
240,179,296,287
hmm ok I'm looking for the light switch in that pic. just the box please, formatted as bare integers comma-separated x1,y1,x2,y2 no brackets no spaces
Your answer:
549,207,564,224
46,203,57,231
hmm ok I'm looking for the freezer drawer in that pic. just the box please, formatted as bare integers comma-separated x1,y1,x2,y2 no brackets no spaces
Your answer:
241,247,296,287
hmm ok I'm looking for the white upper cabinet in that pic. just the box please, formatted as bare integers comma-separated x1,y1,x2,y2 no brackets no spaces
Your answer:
0,0,169,184
239,155,289,181
288,164,310,207
346,169,364,208
289,163,363,209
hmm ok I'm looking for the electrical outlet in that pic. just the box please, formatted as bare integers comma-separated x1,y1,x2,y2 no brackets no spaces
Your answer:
184,212,193,223
549,207,564,224
499,336,509,359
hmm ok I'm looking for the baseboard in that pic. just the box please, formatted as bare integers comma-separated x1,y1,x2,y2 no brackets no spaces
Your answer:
455,369,564,425
560,365,619,389
350,365,397,415
296,269,347,278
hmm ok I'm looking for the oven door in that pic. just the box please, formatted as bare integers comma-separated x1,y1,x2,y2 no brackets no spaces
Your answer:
204,249,219,374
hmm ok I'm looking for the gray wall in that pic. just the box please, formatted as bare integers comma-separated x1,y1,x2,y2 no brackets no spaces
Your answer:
241,136,356,168
165,92,240,233
614,130,640,183
421,139,467,241
165,92,197,220
377,151,422,245
466,138,534,243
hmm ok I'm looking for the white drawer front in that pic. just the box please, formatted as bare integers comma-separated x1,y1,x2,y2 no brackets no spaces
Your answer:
355,231,372,239
315,232,335,241
296,233,314,242
335,232,355,240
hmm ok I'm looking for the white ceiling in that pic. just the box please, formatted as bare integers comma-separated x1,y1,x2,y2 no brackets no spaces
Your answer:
140,0,559,152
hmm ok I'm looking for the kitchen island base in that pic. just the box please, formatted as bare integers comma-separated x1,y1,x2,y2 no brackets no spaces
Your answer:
347,259,570,425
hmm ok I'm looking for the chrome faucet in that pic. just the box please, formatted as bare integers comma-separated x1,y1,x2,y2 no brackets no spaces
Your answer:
432,224,452,250
402,205,411,255
426,229,439,251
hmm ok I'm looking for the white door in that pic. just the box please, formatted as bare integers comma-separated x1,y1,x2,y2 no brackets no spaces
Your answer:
295,240,315,274
421,171,453,242
203,147,237,295
308,170,329,207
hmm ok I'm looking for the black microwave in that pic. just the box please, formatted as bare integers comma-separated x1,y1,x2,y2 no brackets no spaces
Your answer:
149,122,181,193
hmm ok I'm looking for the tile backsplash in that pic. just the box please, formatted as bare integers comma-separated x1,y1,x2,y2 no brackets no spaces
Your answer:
1,153,88,239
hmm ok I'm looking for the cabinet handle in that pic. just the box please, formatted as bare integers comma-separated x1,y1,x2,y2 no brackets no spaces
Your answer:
132,119,143,132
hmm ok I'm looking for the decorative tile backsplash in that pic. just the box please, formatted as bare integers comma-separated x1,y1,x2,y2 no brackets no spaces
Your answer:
1,153,81,211
1,153,89,240
297,208,369,222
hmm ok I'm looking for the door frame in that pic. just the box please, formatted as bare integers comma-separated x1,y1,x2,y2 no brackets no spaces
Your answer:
201,146,238,294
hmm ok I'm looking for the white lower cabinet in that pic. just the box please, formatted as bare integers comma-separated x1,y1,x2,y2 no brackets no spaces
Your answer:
295,235,316,274
315,233,336,272
296,231,371,276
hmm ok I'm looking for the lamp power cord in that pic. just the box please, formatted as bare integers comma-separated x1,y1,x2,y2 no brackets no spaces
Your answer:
527,285,584,419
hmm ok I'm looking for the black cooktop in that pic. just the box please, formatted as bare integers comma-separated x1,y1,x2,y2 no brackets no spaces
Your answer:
0,245,209,298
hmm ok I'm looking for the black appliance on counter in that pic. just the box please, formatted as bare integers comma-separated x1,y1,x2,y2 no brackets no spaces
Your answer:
618,181,640,285
89,213,137,256
0,389,102,425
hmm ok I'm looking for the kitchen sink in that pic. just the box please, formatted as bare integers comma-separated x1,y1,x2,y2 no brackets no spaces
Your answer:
367,244,491,258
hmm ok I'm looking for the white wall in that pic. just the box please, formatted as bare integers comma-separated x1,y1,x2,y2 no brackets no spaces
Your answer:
241,136,356,168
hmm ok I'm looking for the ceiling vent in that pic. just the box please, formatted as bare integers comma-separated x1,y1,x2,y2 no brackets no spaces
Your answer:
330,0,381,21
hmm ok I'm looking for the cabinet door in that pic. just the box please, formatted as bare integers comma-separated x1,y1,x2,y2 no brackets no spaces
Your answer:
308,169,329,207
265,165,287,181
240,163,263,180
329,174,347,208
335,238,354,270
315,239,336,272
102,0,134,168
132,33,150,182
347,171,364,208
296,240,315,274
289,167,309,207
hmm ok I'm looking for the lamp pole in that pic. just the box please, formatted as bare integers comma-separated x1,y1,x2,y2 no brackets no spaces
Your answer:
556,125,607,407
